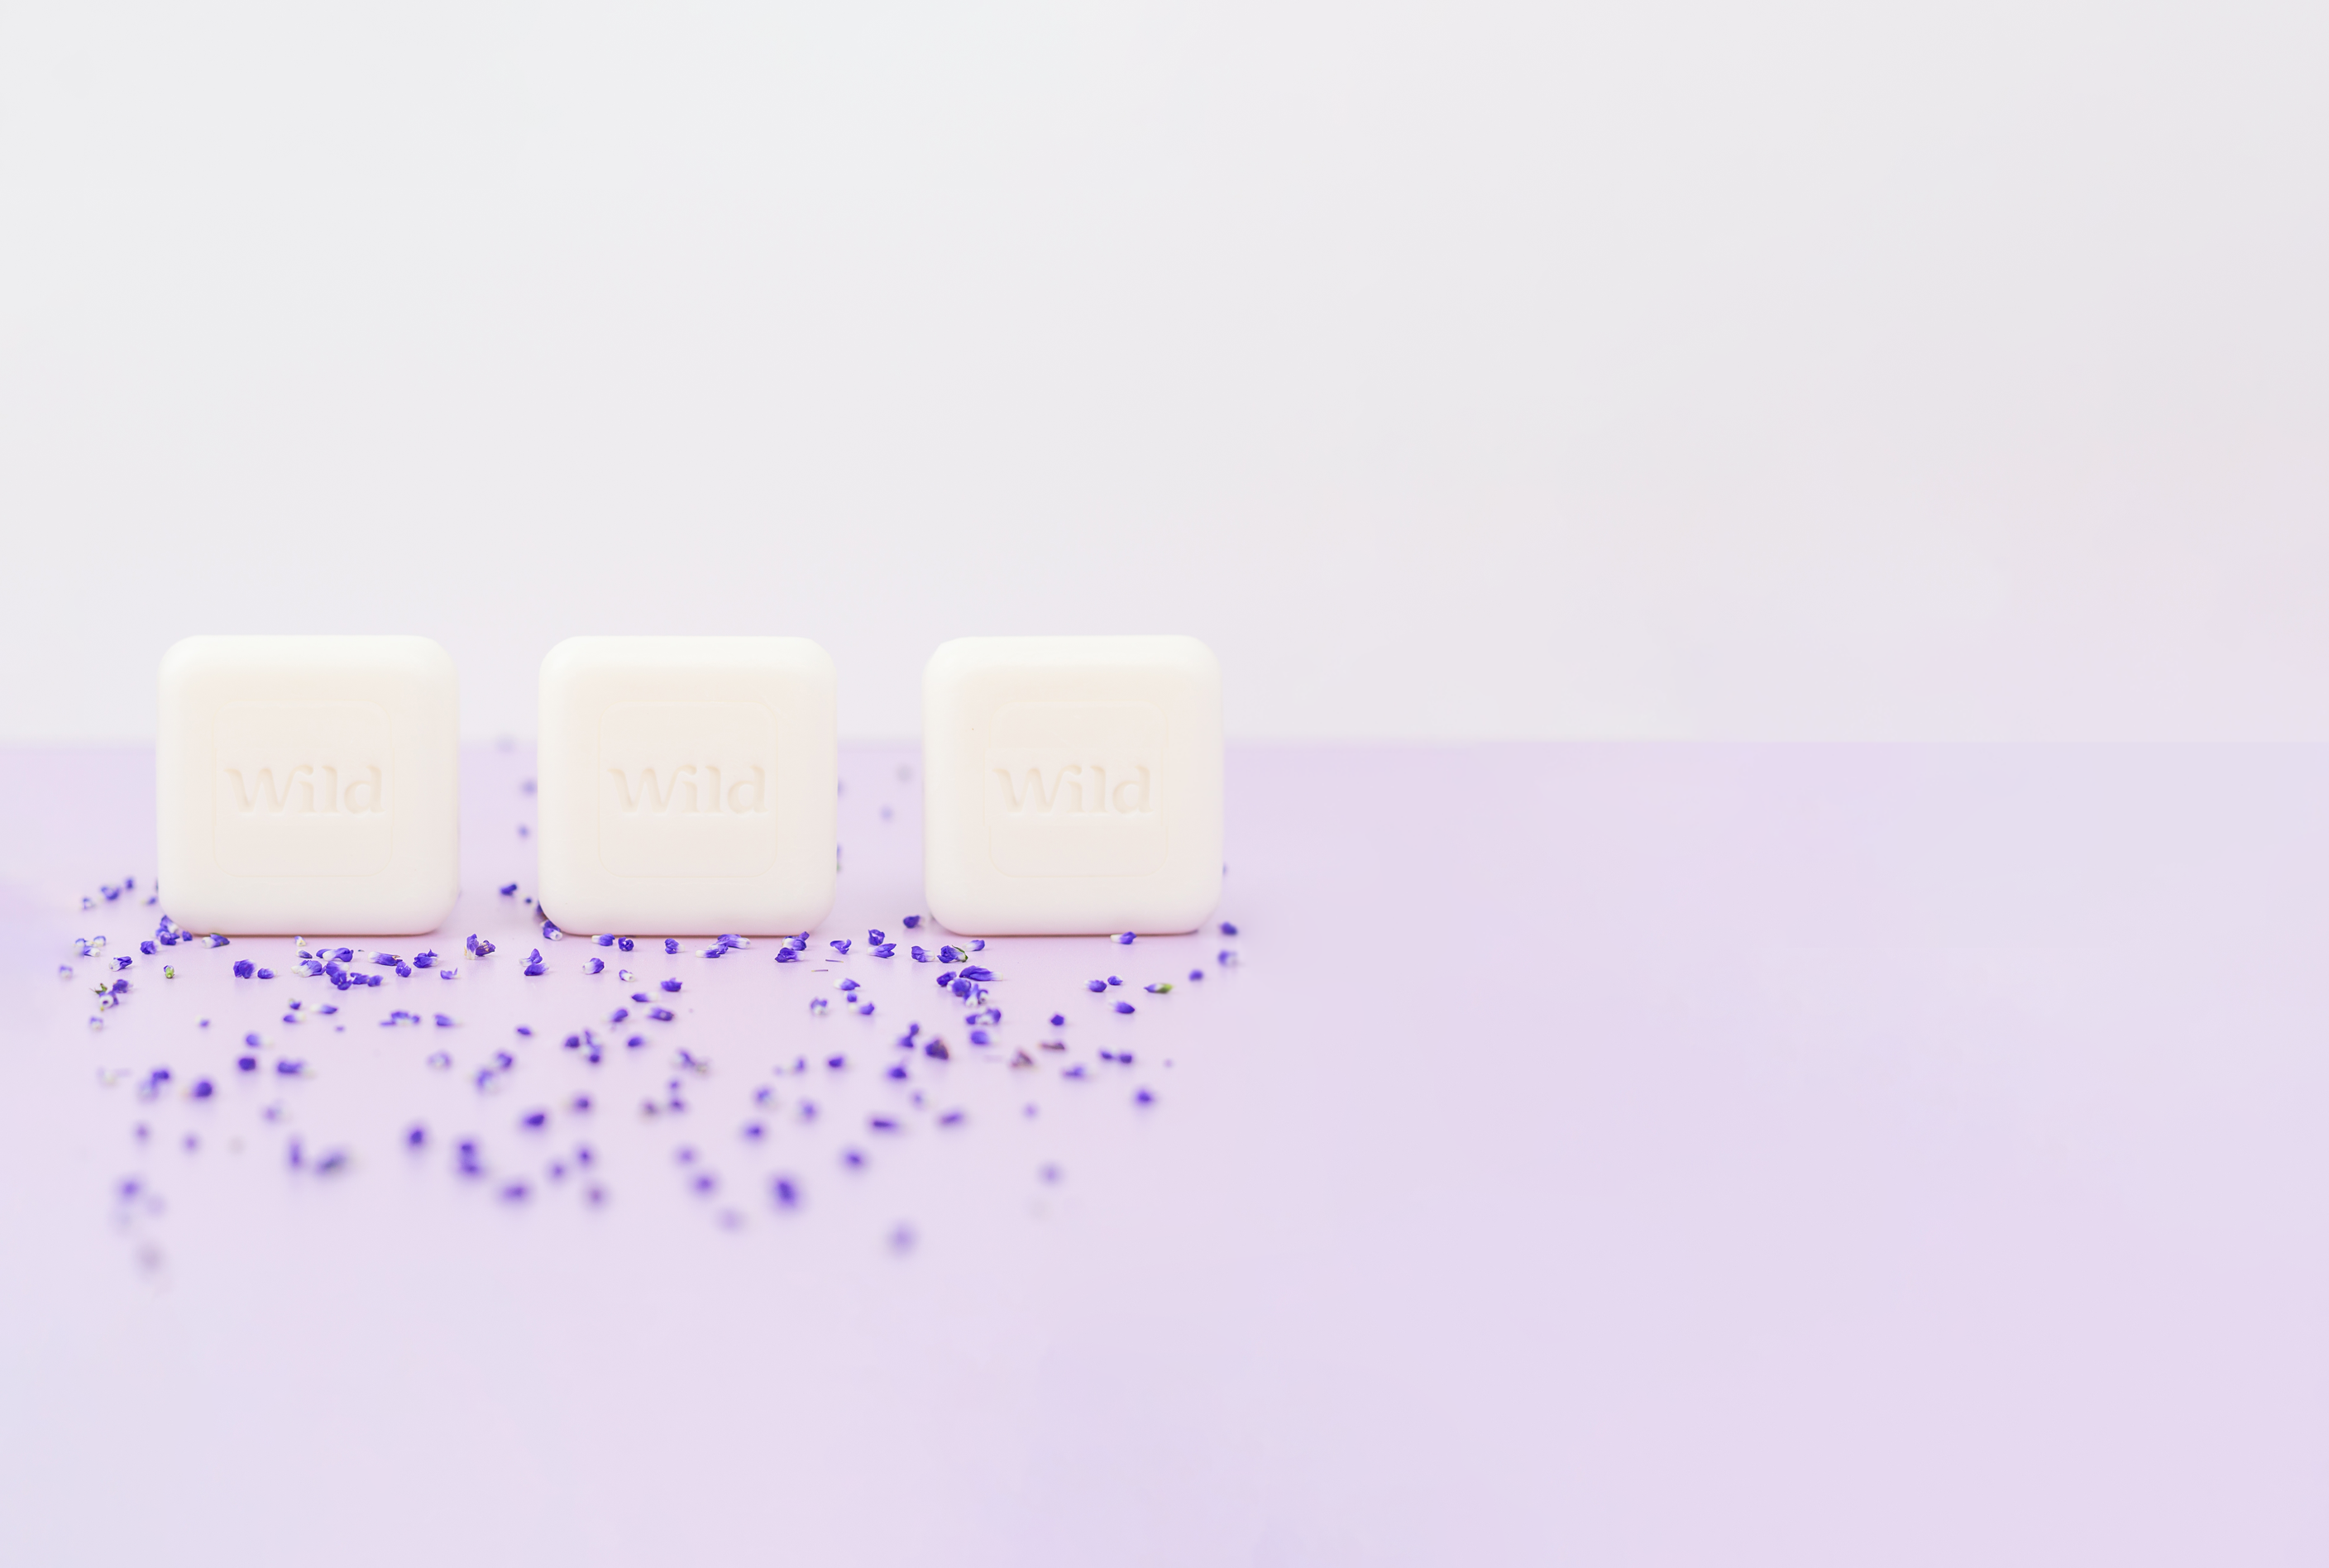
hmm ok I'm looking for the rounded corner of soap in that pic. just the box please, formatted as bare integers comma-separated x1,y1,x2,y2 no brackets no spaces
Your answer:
538,636,597,686
786,638,839,681
923,638,985,687
921,880,980,939
1161,635,1222,685
405,634,459,678
156,636,215,692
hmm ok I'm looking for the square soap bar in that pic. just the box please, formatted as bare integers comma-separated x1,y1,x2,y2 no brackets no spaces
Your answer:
537,636,836,936
156,636,461,935
923,635,1222,935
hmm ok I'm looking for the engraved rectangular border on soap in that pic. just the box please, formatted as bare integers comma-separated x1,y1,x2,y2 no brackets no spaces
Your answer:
596,700,781,878
212,700,396,877
983,700,1169,877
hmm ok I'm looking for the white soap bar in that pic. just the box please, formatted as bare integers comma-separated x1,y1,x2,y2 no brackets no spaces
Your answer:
156,635,461,935
922,635,1222,935
537,636,837,936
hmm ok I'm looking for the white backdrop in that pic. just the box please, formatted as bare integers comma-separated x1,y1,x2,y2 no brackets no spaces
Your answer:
2,0,2324,743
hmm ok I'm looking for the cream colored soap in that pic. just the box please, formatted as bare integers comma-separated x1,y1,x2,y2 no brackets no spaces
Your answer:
923,635,1222,935
536,636,836,936
156,635,460,935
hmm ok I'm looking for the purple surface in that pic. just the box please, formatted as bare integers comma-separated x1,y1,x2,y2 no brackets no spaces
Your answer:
2,743,2327,1566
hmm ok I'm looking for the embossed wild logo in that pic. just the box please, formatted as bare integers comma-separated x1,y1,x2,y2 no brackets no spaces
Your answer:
983,700,1169,877
596,700,781,877
213,698,397,876
991,762,1153,816
221,763,387,815
605,764,768,814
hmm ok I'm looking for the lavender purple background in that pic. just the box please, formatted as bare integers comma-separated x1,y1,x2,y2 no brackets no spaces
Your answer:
2,743,2325,1565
